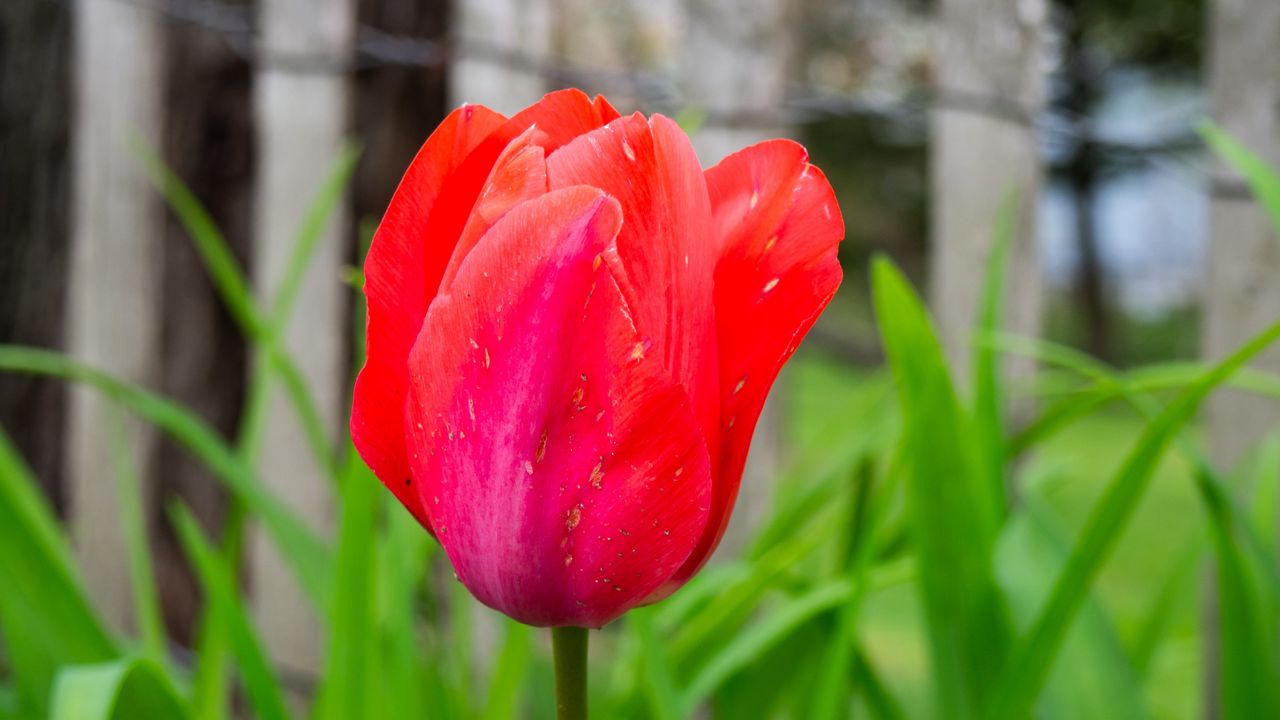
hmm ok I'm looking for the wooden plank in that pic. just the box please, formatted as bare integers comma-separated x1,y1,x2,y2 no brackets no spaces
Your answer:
66,0,165,634
155,11,255,645
1203,0,1280,468
1201,1,1280,715
0,0,73,503
679,0,790,165
452,0,549,113
929,0,1047,380
250,0,354,686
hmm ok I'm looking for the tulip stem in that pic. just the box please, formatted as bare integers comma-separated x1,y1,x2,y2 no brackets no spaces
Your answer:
552,626,589,720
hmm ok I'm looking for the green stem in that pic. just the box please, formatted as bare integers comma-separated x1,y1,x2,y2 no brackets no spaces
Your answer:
552,626,589,720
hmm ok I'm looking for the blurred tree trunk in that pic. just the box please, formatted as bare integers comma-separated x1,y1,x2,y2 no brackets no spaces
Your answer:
451,0,548,113
679,0,795,557
66,0,166,635
251,0,355,693
929,0,1047,383
1058,5,1113,363
1201,0,1280,716
154,3,254,647
0,0,72,506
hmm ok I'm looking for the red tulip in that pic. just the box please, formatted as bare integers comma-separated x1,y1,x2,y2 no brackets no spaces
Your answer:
351,89,843,628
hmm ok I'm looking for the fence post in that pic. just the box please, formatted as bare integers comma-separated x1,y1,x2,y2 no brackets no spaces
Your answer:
1203,0,1280,469
251,0,354,689
1201,0,1280,715
452,0,550,113
66,0,165,634
929,0,1048,380
679,0,793,556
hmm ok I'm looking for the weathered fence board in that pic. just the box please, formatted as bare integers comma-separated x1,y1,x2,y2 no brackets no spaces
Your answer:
929,0,1047,379
250,0,355,684
1201,0,1280,715
452,0,549,113
67,0,165,635
1203,0,1280,470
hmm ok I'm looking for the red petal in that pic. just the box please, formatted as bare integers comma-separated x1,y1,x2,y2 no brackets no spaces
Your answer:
351,104,510,526
670,139,845,584
593,94,622,123
405,187,713,628
504,89,624,154
545,113,721,462
440,125,549,292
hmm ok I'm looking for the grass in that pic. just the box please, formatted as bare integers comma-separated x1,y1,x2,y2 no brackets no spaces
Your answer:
788,353,1207,719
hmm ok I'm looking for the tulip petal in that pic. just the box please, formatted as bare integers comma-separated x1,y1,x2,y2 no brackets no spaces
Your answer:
670,139,845,584
504,88,623,153
351,103,511,526
440,126,549,292
406,187,713,628
545,113,721,459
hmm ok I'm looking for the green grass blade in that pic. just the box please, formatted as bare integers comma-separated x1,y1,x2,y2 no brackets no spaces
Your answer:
664,529,828,667
995,497,1149,720
1010,388,1115,455
50,658,188,720
188,145,361,715
446,579,478,716
871,257,1010,717
811,459,890,720
0,428,117,715
0,345,331,609
1198,122,1280,236
810,560,860,717
189,592,232,720
851,644,907,720
629,609,682,720
105,418,167,665
972,189,1019,515
1126,362,1280,399
682,581,853,708
270,140,362,327
481,620,534,720
982,314,1280,720
130,138,260,336
169,503,290,720
0,429,77,574
132,139,336,477
999,331,1280,605
1129,540,1201,679
1247,434,1280,543
1194,461,1280,719
713,619,829,718
314,449,381,720
372,497,435,720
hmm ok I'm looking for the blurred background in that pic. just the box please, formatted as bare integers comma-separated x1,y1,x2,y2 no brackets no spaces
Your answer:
2,0,1278,717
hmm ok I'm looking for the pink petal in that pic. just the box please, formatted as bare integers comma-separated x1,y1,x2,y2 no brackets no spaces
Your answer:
670,139,845,585
406,187,713,627
545,113,722,463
